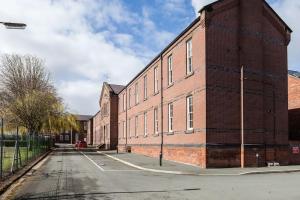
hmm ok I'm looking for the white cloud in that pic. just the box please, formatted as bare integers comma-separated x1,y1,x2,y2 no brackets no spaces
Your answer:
162,0,188,14
0,0,176,115
56,80,100,115
191,0,215,15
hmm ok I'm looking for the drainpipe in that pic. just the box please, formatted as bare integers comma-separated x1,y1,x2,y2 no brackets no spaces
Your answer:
126,88,128,151
241,65,245,168
272,87,276,162
159,54,164,166
238,0,245,168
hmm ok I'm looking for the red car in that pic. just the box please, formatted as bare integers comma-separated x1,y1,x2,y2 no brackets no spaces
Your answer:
75,140,87,149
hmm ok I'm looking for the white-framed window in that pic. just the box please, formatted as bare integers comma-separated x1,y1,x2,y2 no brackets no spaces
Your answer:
135,82,139,104
144,75,147,100
123,93,126,111
168,55,173,85
123,121,126,138
186,39,193,74
128,118,131,137
135,115,138,137
65,134,69,141
186,95,193,130
144,112,147,136
128,88,131,108
168,103,173,132
154,67,158,94
154,108,158,134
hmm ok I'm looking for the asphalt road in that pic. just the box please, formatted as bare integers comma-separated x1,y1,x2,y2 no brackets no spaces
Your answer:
4,144,300,200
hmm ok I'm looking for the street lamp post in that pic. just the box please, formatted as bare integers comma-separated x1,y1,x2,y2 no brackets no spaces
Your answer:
0,20,26,178
0,21,26,29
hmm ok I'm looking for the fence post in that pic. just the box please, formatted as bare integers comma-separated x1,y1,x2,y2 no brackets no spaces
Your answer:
16,126,19,170
26,133,29,163
0,118,3,179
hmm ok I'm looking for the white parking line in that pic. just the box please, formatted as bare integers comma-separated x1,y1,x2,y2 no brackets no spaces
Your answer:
105,170,140,172
80,151,105,172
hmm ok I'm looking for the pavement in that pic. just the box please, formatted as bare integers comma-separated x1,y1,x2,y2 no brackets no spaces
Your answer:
1,144,300,200
100,150,300,175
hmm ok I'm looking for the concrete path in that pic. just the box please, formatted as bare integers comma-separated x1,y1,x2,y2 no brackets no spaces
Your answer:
101,151,300,175
2,144,300,200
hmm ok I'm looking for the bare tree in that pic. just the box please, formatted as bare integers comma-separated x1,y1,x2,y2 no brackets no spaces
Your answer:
0,54,73,134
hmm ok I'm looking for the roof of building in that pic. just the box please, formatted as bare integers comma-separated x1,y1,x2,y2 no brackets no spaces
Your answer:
199,0,292,33
93,110,101,118
75,114,93,121
288,70,300,79
108,84,125,94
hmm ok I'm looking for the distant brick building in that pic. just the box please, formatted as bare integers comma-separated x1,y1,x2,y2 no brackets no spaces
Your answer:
91,83,124,149
55,115,92,144
288,74,300,164
87,117,94,145
288,74,300,140
91,0,294,168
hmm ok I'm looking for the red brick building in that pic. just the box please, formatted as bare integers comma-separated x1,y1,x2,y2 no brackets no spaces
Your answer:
288,74,300,164
90,0,295,168
288,74,300,140
91,82,124,149
55,115,92,144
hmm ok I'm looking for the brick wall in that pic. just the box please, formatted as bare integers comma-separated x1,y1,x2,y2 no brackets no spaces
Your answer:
205,0,290,167
288,74,300,164
93,111,102,145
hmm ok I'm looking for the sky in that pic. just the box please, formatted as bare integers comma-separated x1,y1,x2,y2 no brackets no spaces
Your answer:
0,0,299,115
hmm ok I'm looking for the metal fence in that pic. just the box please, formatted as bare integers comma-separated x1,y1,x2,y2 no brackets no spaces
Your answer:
0,119,52,180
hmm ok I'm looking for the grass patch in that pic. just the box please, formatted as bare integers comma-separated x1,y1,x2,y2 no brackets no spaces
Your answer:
2,146,47,173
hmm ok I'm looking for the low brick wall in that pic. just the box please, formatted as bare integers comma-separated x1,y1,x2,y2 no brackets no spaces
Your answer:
118,145,206,168
206,146,241,168
118,144,293,168
289,141,300,165
244,146,289,167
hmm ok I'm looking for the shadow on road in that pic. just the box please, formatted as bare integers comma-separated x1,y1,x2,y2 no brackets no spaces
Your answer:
15,188,201,200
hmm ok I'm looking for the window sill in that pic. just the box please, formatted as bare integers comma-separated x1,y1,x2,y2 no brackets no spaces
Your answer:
185,129,194,134
185,71,194,79
153,133,159,137
167,83,174,89
154,91,159,96
144,97,147,101
143,135,148,138
167,131,174,135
